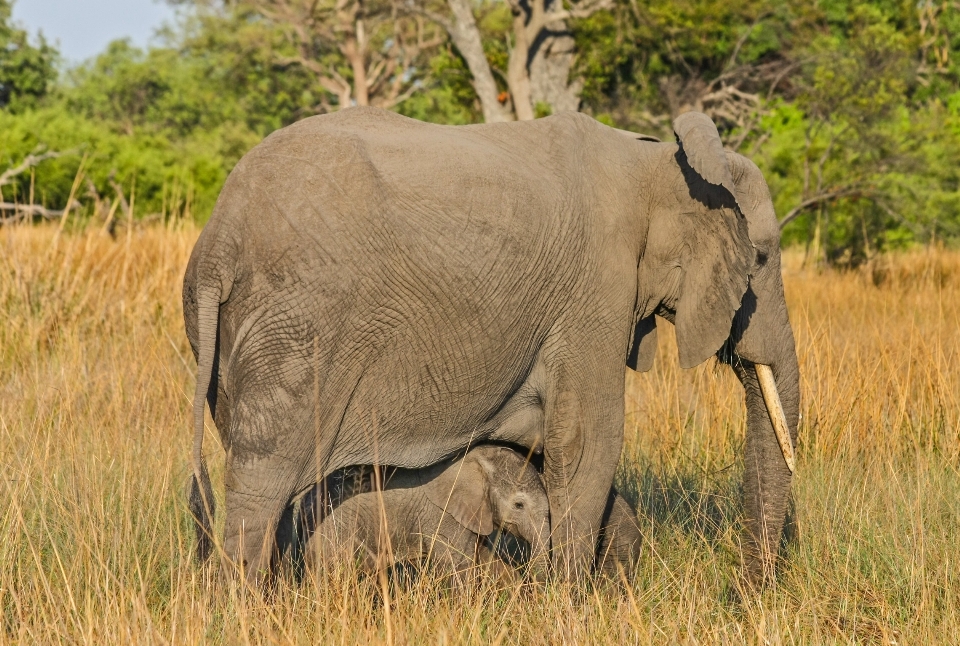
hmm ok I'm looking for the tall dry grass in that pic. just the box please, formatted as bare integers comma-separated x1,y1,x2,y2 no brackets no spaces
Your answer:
1,224,958,644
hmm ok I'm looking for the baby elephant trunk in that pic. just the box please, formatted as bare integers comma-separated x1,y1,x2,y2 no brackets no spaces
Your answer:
511,476,551,581
527,522,551,582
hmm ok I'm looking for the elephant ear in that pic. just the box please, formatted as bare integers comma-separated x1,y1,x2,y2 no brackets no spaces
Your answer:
668,111,754,368
673,111,740,210
426,455,494,536
674,208,753,369
626,315,658,372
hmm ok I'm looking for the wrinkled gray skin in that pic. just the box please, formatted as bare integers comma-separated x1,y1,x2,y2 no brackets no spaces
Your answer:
596,489,642,580
183,107,799,585
304,445,549,582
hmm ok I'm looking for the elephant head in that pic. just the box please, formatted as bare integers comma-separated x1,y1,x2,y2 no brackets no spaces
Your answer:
426,445,550,571
627,112,800,584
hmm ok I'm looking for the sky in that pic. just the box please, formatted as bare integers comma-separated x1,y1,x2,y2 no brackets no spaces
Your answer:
12,0,179,65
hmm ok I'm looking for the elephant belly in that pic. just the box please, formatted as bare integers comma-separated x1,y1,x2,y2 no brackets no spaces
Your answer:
331,346,538,471
483,404,544,453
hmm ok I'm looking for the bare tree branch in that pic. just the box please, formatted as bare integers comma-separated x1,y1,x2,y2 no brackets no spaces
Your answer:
871,197,926,237
0,149,64,187
402,3,453,32
255,0,441,109
779,187,866,230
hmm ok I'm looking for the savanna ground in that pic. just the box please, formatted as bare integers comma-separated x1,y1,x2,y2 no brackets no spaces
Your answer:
1,223,958,644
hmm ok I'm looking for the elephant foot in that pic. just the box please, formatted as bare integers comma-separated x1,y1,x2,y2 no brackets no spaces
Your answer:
739,538,779,592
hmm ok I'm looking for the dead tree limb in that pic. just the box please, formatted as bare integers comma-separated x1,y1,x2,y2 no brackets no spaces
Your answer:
778,187,866,230
0,200,81,223
0,148,64,187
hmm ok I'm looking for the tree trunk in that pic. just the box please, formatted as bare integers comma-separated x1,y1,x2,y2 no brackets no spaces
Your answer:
344,26,369,106
507,12,536,120
445,0,513,122
528,28,582,114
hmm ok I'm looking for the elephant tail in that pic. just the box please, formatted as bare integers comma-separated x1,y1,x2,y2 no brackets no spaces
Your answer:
188,282,220,563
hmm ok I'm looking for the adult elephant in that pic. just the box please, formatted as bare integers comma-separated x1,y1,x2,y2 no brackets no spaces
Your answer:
183,107,799,585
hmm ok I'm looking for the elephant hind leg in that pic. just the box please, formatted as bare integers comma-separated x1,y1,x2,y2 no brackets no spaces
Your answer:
220,454,303,586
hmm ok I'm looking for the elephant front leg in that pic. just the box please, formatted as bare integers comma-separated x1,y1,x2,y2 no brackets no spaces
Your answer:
542,387,623,580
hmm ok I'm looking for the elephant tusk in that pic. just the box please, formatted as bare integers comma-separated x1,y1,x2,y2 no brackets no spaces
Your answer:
754,363,796,474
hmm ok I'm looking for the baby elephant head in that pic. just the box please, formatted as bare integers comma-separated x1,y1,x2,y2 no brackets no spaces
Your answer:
427,445,550,565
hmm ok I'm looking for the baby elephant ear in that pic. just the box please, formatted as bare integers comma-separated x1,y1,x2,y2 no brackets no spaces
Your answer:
426,455,494,536
673,111,739,208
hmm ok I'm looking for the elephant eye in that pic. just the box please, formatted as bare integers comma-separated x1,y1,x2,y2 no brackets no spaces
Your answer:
513,501,524,510
756,252,768,267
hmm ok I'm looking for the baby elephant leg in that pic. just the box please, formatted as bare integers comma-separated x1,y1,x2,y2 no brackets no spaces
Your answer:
422,529,484,590
305,505,386,581
596,489,642,581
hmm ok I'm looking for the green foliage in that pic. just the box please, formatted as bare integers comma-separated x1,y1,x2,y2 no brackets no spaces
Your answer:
0,102,247,221
395,48,482,125
743,3,960,263
796,5,912,126
0,0,57,111
0,4,319,222
575,0,790,133
573,0,960,263
0,33,284,221
4,0,960,260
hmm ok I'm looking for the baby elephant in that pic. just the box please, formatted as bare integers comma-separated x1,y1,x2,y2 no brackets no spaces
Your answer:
305,445,550,583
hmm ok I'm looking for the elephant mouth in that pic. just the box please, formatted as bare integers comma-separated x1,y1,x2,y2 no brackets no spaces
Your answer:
754,364,796,473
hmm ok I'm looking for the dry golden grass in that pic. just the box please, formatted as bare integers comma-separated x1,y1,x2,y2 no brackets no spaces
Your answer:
1,224,958,644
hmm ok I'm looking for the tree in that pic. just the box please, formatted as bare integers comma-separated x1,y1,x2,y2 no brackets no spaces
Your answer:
776,8,912,224
754,6,921,265
573,0,797,136
0,0,58,111
263,0,448,109
503,0,611,119
412,0,610,121
570,0,960,264
178,0,446,111
8,0,960,256
425,0,512,121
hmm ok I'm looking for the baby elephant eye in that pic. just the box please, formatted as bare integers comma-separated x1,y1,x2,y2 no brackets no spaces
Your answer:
513,501,524,510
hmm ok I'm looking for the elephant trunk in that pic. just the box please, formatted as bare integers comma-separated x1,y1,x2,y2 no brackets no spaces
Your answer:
734,340,800,585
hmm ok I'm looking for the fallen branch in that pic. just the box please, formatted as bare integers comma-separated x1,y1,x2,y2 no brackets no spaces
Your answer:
0,200,81,222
